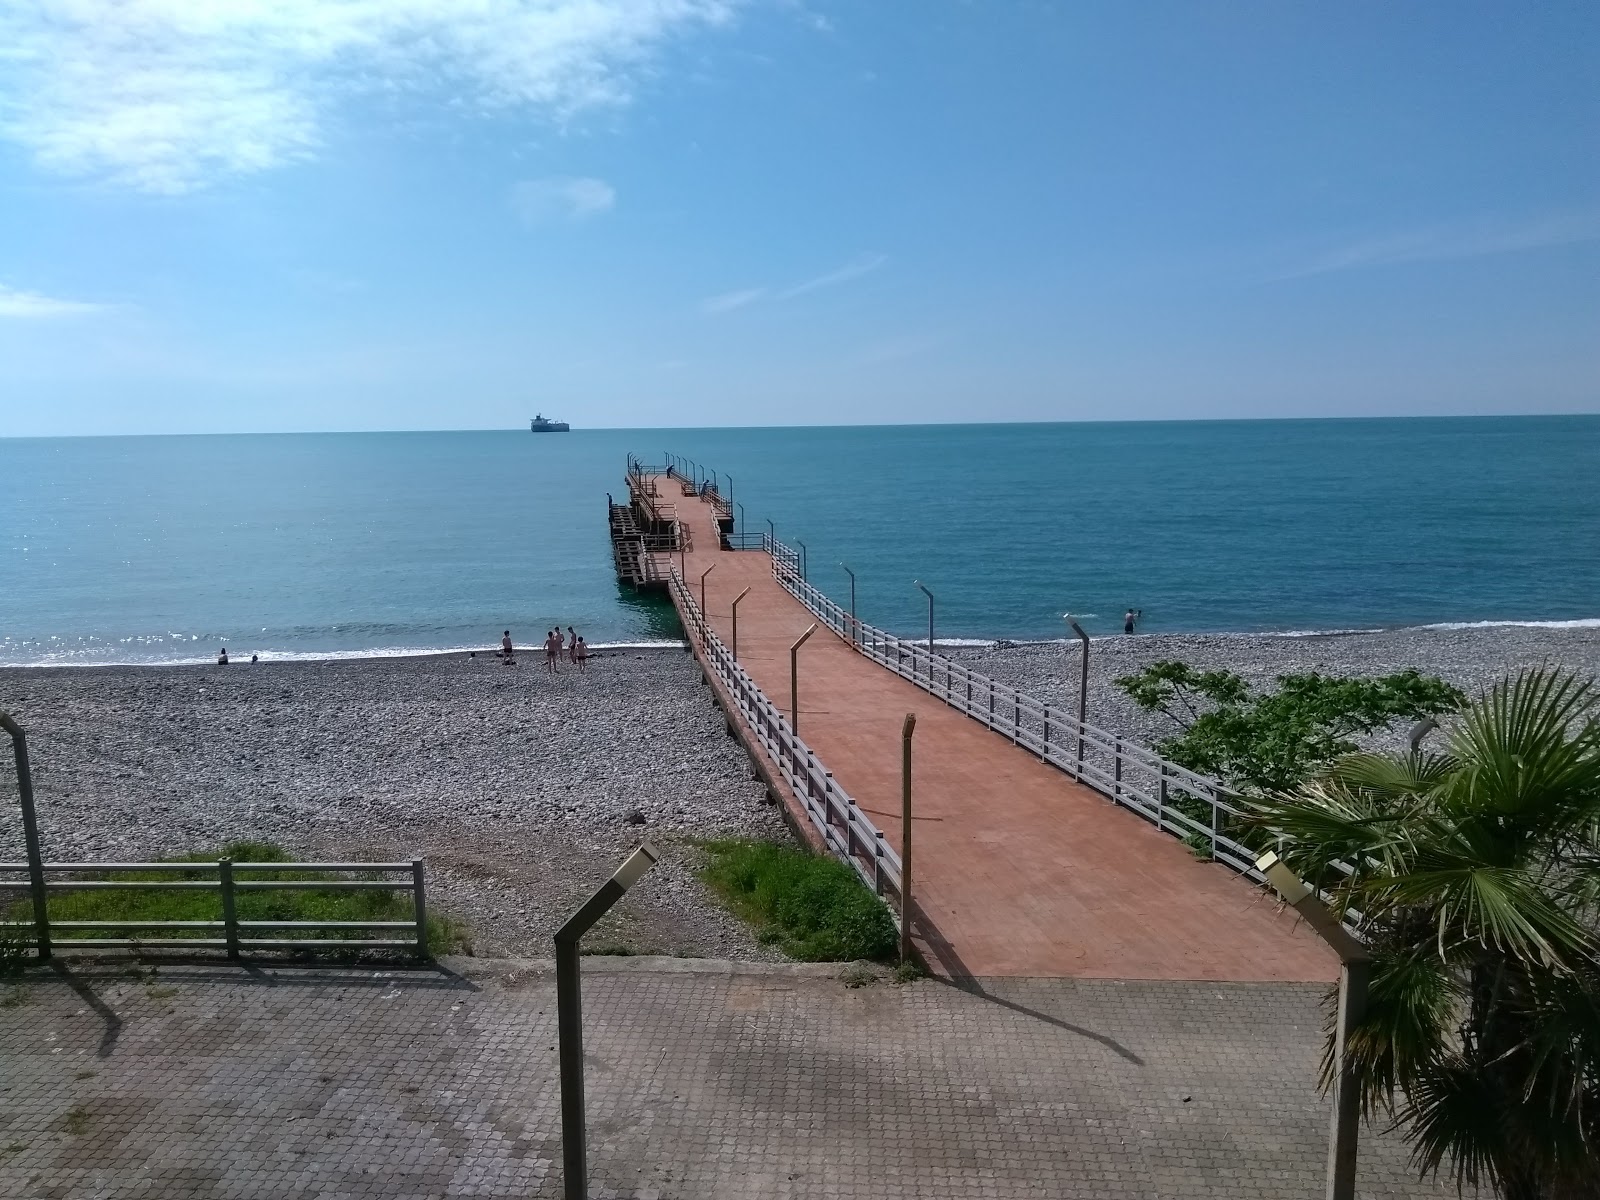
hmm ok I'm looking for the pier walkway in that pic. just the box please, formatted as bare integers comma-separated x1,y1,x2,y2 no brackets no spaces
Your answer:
647,472,1336,982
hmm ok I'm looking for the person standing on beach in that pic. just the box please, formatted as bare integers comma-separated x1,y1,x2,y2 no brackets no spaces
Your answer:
567,626,578,664
1123,609,1141,635
500,630,517,665
574,635,589,671
544,629,561,674
217,646,229,665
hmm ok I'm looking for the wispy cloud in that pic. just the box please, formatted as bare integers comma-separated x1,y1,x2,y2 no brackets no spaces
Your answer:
0,284,105,318
701,286,766,314
701,252,887,315
1284,211,1600,279
0,1,743,193
777,252,887,298
511,177,617,224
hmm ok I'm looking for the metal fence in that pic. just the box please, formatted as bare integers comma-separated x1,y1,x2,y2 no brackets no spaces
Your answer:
760,535,1273,884
0,859,430,959
669,568,905,919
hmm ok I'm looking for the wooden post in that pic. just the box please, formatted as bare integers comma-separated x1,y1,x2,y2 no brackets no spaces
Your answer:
900,712,917,964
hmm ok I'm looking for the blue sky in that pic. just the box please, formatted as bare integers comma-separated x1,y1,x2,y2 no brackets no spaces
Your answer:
0,1,1595,436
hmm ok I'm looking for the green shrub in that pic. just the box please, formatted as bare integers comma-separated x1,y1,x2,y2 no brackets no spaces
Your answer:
700,839,897,962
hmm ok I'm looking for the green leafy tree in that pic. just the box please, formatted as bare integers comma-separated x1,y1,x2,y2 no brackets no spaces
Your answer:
1250,670,1600,1199
1115,660,1465,793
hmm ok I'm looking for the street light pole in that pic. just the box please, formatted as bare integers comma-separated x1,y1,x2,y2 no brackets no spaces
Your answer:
1064,616,1090,768
790,623,819,732
766,518,775,554
796,540,808,582
1,712,50,962
1255,851,1371,1200
731,586,752,661
555,844,661,1200
840,563,856,645
699,562,717,616
737,503,746,540
915,582,934,671
900,712,916,964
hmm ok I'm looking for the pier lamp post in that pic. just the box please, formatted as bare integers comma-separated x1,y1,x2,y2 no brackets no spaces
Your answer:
556,843,660,1200
790,623,819,733
731,586,752,661
839,563,856,645
724,474,733,507
737,504,746,540
766,518,775,553
915,582,934,666
1255,851,1370,1200
699,562,717,616
900,711,916,964
1063,616,1090,767
795,540,808,582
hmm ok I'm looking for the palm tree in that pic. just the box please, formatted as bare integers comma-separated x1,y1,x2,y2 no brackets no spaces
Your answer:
1249,668,1600,1200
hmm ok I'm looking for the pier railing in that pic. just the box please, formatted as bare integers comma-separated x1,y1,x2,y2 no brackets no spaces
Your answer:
668,567,905,917
762,536,1268,883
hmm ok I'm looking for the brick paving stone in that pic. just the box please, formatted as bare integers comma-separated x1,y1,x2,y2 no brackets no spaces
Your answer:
0,958,1480,1199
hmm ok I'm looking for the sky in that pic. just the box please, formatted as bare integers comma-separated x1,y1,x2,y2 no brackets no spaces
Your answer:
0,1,1596,436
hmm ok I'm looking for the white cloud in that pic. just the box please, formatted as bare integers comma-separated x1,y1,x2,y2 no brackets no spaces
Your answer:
0,1,742,193
511,176,616,223
1285,211,1600,279
701,286,765,313
778,252,887,298
0,284,105,318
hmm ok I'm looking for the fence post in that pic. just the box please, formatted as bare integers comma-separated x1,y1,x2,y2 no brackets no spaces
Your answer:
1,713,51,962
873,831,884,895
412,858,429,958
1210,796,1220,862
1043,706,1051,757
1013,696,1020,745
220,858,240,959
1158,764,1169,832
1113,740,1123,803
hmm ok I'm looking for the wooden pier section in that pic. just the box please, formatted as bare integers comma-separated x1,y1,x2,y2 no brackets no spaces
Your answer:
615,462,1337,982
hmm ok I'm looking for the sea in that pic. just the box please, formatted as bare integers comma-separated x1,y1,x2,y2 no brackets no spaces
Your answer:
3,416,1598,667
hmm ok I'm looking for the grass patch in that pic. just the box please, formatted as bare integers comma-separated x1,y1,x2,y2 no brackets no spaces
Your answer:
581,943,638,957
3,842,466,959
63,1106,89,1136
700,839,898,963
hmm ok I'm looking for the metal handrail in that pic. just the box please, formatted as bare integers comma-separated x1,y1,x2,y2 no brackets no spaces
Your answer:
761,536,1272,884
0,859,431,957
668,568,904,916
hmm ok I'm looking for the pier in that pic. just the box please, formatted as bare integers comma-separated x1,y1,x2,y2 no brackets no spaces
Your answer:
612,457,1337,981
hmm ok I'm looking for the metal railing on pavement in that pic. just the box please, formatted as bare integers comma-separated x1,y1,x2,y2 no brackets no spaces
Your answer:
0,859,431,958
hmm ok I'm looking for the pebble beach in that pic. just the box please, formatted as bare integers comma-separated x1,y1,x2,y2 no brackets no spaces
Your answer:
3,623,1597,961
0,647,789,960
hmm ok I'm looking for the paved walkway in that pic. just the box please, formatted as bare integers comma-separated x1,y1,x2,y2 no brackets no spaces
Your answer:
0,958,1475,1199
661,477,1335,982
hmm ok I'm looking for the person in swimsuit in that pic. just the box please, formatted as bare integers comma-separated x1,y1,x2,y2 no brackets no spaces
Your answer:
567,626,578,664
574,635,589,670
1123,609,1141,635
544,629,561,674
500,630,516,665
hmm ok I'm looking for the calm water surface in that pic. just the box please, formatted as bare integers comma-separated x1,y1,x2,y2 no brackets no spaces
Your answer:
3,417,1597,665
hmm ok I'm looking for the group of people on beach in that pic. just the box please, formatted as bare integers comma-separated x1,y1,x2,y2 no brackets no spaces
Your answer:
497,627,588,673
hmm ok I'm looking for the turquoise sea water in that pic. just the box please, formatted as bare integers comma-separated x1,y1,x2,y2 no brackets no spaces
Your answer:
2,417,1598,666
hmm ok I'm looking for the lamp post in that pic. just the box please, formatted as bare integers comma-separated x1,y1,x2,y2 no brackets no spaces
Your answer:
1063,615,1090,767
731,586,752,661
1255,851,1371,1200
699,562,717,616
737,503,746,540
556,843,661,1200
1407,718,1438,751
915,582,934,669
900,712,916,964
1,712,49,962
766,518,775,553
840,563,856,645
795,540,808,582
790,623,818,732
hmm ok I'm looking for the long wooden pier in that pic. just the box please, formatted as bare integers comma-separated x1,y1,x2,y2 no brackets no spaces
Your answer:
614,459,1337,982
